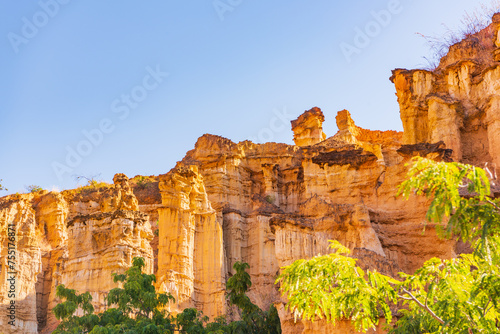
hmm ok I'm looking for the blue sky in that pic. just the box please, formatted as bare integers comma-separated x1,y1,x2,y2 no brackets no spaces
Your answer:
0,0,492,193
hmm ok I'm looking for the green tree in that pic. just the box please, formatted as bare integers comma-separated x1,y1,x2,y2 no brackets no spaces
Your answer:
106,257,174,320
226,262,281,334
52,285,98,334
52,258,281,334
276,157,500,333
53,257,175,334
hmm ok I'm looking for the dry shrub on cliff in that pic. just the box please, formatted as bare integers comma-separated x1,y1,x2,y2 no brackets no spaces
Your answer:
72,174,110,195
131,175,155,190
419,0,500,70
130,175,161,204
74,173,104,187
25,184,43,193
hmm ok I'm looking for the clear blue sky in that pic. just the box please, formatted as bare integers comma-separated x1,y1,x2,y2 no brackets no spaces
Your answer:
0,0,491,193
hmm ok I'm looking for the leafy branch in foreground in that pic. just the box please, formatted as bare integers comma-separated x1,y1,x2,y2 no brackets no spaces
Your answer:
277,241,397,331
277,157,500,333
398,157,499,249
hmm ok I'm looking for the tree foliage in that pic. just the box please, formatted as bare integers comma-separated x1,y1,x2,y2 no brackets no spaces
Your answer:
277,157,500,333
277,241,397,331
53,257,175,334
52,285,97,334
53,258,281,334
106,257,174,320
226,262,281,334
0,179,6,191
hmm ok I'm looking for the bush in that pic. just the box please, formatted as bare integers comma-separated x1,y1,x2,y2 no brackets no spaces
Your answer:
265,195,275,204
135,176,152,190
74,174,107,188
419,0,500,70
26,185,43,193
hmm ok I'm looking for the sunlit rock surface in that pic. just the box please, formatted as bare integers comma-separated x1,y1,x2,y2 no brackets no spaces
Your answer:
2,14,500,334
0,175,153,334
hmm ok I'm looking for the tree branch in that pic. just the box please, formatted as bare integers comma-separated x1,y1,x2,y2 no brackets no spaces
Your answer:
398,295,413,301
486,199,500,213
400,288,444,325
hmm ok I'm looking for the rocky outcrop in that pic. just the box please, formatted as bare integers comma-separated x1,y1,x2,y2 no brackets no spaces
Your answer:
32,192,67,332
291,107,327,146
175,109,455,309
63,209,153,312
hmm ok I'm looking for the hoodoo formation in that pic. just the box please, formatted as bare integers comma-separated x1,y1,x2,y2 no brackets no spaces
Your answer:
2,14,500,334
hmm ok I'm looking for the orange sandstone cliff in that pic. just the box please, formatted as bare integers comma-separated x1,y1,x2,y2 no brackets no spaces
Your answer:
0,175,154,333
2,14,500,334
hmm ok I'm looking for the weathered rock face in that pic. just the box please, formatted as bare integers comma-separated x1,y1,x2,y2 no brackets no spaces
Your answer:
2,14,500,334
172,109,457,332
0,175,153,333
391,16,500,171
0,195,41,334
33,192,68,332
156,166,225,319
0,110,460,334
63,210,153,313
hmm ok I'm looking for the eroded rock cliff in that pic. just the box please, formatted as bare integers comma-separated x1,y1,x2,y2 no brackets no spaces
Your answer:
2,13,500,334
0,112,472,334
0,175,153,334
171,108,460,332
156,166,225,319
391,13,500,170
